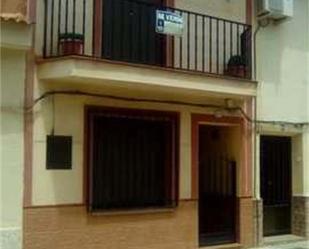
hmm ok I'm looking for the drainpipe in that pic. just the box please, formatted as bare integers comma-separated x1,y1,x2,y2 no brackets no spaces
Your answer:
253,24,261,81
253,95,260,246
252,19,270,246
253,22,260,246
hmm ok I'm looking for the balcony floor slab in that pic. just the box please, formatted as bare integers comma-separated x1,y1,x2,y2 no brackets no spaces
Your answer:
37,56,258,99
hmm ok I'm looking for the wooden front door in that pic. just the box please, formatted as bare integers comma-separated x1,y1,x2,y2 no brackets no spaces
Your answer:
102,0,166,66
260,136,292,236
198,126,236,246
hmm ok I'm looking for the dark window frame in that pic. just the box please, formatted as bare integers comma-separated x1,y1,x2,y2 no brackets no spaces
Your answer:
85,106,179,212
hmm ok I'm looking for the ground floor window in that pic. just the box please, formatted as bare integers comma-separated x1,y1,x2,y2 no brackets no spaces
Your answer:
87,107,179,212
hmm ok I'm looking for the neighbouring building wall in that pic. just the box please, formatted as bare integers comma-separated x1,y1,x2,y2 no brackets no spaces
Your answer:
305,1,309,199
0,0,27,22
0,20,32,249
255,0,309,239
256,0,308,123
292,130,309,238
0,48,25,249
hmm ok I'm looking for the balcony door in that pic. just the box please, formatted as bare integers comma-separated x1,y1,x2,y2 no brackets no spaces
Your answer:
102,0,166,66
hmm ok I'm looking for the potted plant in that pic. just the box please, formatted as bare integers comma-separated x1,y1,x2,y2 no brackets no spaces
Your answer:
59,33,84,55
225,55,247,78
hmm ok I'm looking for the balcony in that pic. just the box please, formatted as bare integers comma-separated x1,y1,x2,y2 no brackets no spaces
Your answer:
42,0,252,80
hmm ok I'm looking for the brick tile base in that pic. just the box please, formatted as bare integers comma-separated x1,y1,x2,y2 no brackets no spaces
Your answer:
238,197,254,248
292,196,309,238
253,199,263,246
24,198,256,249
24,201,198,249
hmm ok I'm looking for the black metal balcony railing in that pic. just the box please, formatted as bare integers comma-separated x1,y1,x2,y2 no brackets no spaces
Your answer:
43,0,252,79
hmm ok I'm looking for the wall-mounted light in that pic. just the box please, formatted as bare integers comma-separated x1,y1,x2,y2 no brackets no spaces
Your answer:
214,109,224,118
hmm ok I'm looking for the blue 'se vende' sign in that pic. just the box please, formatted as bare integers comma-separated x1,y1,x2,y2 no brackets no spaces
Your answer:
156,10,184,36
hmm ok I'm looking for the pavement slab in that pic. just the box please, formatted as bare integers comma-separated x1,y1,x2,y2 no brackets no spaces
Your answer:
250,235,309,249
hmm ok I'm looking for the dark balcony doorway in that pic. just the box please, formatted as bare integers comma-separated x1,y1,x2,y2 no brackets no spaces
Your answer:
198,125,237,247
102,0,166,66
260,136,292,236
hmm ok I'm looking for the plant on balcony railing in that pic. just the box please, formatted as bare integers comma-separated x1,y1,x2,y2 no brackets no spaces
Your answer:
59,33,84,56
225,55,247,78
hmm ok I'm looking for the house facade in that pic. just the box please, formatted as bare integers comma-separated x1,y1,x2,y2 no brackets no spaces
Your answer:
0,0,308,249
25,0,256,248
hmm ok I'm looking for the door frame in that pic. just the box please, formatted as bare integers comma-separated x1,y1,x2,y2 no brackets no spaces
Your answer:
191,113,253,246
93,0,174,65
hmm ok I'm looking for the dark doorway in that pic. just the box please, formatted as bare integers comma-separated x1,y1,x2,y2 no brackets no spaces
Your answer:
260,136,292,236
102,0,166,66
198,125,237,247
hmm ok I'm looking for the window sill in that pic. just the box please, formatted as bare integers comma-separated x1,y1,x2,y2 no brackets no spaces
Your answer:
90,207,176,216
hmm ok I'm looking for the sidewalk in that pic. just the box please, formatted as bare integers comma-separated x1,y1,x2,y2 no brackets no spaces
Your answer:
251,235,309,249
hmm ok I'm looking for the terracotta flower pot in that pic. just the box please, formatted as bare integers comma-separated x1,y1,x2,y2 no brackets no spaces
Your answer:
225,55,248,78
230,65,246,77
59,33,84,56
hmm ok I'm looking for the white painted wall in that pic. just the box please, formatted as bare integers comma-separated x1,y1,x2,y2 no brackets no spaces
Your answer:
302,130,309,197
33,93,191,205
31,80,249,205
31,91,206,205
175,0,246,23
0,21,32,50
255,0,309,197
0,20,32,249
256,0,308,123
0,48,25,249
173,0,247,73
